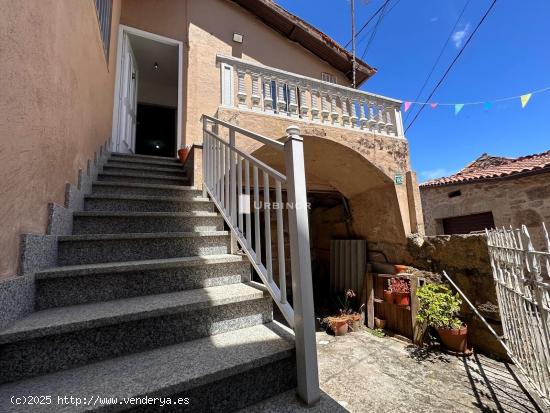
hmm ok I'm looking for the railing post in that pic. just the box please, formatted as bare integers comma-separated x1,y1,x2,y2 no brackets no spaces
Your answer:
283,125,320,405
230,128,237,226
202,117,208,198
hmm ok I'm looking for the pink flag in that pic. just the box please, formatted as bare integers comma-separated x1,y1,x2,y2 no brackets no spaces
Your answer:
404,102,412,112
430,103,438,109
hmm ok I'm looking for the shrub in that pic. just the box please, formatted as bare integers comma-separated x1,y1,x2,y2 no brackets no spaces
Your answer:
416,283,462,330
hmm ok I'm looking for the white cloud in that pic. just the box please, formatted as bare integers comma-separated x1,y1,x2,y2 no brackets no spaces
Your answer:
451,23,471,48
430,16,439,23
420,168,451,182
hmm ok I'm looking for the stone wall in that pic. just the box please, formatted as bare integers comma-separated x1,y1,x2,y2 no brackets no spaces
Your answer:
406,233,507,359
421,172,550,249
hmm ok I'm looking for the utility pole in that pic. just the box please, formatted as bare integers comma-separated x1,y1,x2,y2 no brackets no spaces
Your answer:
351,0,356,88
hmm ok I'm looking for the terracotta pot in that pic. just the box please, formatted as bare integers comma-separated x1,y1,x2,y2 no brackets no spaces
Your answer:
394,264,409,274
383,290,394,304
178,148,190,164
349,314,362,331
394,292,410,307
437,325,468,353
374,317,386,329
331,319,349,336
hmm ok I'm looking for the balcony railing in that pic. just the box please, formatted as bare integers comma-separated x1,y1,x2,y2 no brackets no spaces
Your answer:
217,54,405,138
201,115,320,405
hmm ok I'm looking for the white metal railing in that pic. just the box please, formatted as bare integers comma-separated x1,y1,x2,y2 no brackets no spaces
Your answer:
486,224,550,407
201,115,320,405
217,54,405,138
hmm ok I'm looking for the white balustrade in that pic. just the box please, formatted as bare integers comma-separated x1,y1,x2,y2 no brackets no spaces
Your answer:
217,54,404,138
202,115,320,405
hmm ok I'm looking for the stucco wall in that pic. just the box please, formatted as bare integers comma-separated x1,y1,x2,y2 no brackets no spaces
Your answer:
421,173,550,248
121,0,348,147
0,0,121,279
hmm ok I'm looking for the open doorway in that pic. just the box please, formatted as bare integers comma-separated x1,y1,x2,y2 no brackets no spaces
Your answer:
112,25,183,156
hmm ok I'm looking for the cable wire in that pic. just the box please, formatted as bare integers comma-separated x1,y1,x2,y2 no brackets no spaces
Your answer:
405,0,498,133
344,0,391,49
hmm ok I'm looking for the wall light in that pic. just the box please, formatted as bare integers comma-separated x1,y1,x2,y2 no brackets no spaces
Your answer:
153,62,159,70
232,33,243,44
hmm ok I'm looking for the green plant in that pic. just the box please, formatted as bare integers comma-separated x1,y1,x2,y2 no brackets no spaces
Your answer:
416,283,463,330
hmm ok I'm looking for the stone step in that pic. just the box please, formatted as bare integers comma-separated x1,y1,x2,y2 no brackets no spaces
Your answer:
0,322,296,412
111,152,181,164
107,157,185,169
98,171,190,186
0,283,273,384
35,255,251,309
90,182,202,198
84,193,213,212
103,162,188,177
72,211,223,234
57,231,230,266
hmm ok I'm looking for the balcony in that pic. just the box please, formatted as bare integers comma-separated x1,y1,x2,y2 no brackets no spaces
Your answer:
216,54,405,139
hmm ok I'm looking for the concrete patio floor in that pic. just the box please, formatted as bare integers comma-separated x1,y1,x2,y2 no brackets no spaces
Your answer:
242,328,545,413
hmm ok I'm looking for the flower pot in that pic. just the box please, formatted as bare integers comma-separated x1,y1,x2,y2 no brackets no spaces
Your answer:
383,290,394,304
374,317,386,329
394,264,409,274
331,319,349,336
437,325,468,354
178,147,190,164
394,292,410,307
348,313,362,331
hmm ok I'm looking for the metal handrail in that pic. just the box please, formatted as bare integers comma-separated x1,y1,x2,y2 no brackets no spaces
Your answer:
201,115,320,405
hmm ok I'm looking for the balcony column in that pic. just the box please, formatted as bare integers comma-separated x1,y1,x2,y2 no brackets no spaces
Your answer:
299,87,309,119
367,100,377,131
350,99,358,128
341,97,350,127
310,90,319,121
359,100,368,130
320,93,330,124
251,72,261,111
263,77,273,113
330,95,339,125
377,103,386,133
288,83,299,118
393,105,404,137
237,69,247,109
277,80,287,113
385,107,394,135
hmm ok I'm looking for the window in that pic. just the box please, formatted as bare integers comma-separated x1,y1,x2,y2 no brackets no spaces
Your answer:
441,212,495,235
448,190,462,198
322,72,337,84
94,0,113,61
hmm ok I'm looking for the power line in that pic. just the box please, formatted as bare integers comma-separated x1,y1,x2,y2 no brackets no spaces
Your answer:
361,0,391,59
344,0,391,49
354,0,402,49
404,0,472,124
405,0,498,133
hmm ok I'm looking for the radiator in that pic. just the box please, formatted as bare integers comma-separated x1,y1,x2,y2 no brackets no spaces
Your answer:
329,240,367,297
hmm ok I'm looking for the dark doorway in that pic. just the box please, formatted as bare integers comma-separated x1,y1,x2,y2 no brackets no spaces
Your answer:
135,103,176,157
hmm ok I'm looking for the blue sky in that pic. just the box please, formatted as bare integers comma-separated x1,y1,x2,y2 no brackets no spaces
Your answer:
276,0,550,181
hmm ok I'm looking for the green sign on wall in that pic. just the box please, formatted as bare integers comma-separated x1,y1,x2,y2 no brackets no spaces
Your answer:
394,174,403,185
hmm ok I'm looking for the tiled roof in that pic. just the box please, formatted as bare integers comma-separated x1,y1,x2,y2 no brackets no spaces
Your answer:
421,150,550,187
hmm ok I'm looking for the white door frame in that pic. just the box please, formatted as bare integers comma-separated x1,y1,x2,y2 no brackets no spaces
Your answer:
111,24,184,154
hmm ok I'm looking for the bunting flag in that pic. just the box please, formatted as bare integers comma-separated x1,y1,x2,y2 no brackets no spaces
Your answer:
401,85,550,114
521,93,532,108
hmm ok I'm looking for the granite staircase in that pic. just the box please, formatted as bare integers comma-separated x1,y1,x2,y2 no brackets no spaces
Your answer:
0,153,296,412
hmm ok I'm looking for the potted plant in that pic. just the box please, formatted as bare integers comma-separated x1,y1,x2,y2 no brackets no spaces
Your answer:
322,315,349,336
383,288,394,304
390,278,411,306
416,283,469,354
394,264,410,274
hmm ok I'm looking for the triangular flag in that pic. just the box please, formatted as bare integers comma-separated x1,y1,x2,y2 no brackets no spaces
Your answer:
454,104,464,115
430,103,438,109
520,93,532,108
484,102,493,110
404,101,412,112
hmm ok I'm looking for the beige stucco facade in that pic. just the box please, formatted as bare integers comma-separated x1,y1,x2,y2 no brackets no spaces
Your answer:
421,172,550,249
0,0,423,279
0,0,122,279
